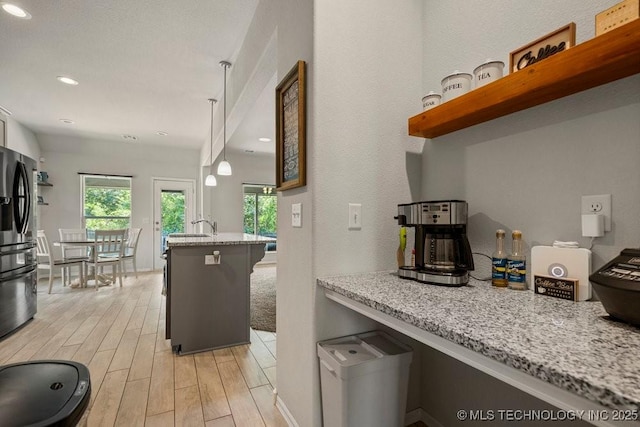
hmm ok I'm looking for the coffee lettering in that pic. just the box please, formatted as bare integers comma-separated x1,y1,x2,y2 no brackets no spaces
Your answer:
443,83,462,93
516,41,568,71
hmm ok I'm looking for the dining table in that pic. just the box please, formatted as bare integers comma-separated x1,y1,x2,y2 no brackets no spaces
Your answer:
53,240,115,288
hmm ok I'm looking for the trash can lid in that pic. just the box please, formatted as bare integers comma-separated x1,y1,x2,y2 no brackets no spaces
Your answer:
0,360,90,427
321,340,380,367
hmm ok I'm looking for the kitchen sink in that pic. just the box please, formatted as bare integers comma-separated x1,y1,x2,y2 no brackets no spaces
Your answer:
168,233,211,238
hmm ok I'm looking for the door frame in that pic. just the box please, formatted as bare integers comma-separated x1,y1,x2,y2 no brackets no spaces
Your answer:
152,177,196,270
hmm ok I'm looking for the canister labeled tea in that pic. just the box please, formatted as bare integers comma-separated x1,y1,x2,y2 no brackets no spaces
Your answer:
473,60,505,88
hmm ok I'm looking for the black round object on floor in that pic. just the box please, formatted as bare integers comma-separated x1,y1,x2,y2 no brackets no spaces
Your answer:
0,360,91,427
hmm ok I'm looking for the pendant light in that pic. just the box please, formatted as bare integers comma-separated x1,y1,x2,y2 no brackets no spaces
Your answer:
205,98,218,186
217,60,232,176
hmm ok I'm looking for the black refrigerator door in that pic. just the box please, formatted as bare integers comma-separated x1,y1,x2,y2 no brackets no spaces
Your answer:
12,160,31,235
0,267,37,339
0,147,36,245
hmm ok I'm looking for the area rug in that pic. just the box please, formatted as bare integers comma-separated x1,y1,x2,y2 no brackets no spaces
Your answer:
250,265,276,332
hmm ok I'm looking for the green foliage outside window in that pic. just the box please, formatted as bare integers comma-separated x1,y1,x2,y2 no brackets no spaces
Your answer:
84,187,131,230
161,192,186,235
243,192,277,237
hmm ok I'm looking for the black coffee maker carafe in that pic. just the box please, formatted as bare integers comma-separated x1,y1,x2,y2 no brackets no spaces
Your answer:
396,200,474,286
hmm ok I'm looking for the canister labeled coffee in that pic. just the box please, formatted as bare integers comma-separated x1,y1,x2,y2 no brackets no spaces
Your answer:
441,71,472,102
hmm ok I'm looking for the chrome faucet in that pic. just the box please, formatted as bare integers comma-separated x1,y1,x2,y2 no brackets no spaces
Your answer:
191,219,217,235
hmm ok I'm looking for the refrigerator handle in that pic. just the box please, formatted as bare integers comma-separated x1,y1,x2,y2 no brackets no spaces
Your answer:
1,266,37,282
12,161,30,234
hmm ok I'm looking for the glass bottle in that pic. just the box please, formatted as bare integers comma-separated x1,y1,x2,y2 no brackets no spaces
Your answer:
491,229,508,287
507,230,527,290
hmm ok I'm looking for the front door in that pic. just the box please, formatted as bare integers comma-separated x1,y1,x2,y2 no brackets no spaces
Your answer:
152,178,195,270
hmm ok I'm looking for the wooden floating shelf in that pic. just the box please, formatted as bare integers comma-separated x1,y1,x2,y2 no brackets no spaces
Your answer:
37,182,53,187
409,19,640,139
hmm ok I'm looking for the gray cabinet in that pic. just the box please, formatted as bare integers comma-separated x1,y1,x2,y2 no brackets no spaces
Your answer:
167,243,265,354
0,114,6,148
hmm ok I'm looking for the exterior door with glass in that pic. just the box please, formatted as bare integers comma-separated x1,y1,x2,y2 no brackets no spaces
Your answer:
152,179,195,270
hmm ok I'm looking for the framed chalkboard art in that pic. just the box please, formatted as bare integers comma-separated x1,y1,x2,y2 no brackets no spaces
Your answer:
276,60,306,191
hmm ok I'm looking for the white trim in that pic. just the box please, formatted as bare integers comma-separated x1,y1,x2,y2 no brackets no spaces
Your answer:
404,408,423,426
323,290,628,427
276,395,299,427
421,409,445,427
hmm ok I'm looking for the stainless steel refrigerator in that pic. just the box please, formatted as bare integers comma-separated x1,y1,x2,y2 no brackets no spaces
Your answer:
0,146,37,339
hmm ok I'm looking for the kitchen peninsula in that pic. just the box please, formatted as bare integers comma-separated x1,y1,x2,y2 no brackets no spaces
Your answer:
166,233,275,354
318,272,640,426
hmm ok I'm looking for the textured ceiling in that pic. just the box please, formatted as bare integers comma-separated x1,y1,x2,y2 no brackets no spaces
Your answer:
0,0,261,150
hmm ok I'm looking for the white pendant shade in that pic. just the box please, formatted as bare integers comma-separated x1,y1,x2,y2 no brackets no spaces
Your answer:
205,173,217,186
217,160,232,176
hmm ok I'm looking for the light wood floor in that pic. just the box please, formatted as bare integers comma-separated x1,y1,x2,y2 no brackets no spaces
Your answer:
0,271,285,427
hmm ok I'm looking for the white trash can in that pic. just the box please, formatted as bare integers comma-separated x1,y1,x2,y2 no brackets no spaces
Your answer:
317,331,413,427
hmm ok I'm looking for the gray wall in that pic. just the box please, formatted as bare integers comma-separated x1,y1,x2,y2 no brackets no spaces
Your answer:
38,134,201,272
419,0,640,423
421,0,640,265
208,150,275,233
6,117,41,162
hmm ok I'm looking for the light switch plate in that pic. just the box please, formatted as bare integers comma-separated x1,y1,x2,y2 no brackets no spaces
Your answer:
348,203,362,230
292,203,302,228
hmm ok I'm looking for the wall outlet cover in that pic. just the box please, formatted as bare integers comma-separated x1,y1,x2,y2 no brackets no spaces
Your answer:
348,203,362,230
581,194,611,232
292,203,302,228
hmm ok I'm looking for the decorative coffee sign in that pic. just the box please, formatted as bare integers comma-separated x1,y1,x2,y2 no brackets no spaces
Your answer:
534,274,579,301
510,23,576,73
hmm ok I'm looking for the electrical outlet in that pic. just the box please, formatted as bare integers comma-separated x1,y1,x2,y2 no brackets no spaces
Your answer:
348,203,362,230
581,194,611,232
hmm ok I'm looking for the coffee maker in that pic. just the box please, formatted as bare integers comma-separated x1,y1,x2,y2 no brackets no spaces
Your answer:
396,200,474,286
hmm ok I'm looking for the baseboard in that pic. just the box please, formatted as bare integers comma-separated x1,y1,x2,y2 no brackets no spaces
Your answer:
276,395,299,427
274,400,439,427
405,408,423,425
421,408,445,427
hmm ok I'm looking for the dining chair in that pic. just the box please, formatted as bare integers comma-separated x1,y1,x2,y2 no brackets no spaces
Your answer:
87,229,127,290
58,228,89,286
36,230,85,294
121,227,142,278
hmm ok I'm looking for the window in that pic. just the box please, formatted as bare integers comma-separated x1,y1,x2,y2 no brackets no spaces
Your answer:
81,175,131,232
243,184,277,251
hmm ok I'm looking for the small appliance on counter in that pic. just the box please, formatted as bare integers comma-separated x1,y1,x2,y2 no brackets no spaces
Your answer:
589,248,640,326
531,245,592,301
395,200,474,286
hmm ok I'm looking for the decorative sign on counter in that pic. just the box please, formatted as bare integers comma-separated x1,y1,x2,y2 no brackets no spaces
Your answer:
596,0,639,36
534,274,578,301
510,23,576,73
276,60,307,191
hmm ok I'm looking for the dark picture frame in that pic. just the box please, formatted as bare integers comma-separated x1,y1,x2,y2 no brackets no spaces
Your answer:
276,60,306,191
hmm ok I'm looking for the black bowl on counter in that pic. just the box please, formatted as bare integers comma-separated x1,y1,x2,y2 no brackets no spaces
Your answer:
589,248,640,327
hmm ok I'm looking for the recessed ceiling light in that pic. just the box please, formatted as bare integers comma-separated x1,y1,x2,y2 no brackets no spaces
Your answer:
258,137,271,142
122,135,138,141
59,119,75,124
1,3,31,19
244,149,255,153
156,131,168,136
0,105,12,116
57,76,79,85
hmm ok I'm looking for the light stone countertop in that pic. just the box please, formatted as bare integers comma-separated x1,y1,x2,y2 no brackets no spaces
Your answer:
317,271,640,412
166,232,276,247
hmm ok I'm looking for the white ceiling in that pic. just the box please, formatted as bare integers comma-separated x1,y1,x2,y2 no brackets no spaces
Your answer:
0,0,274,152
